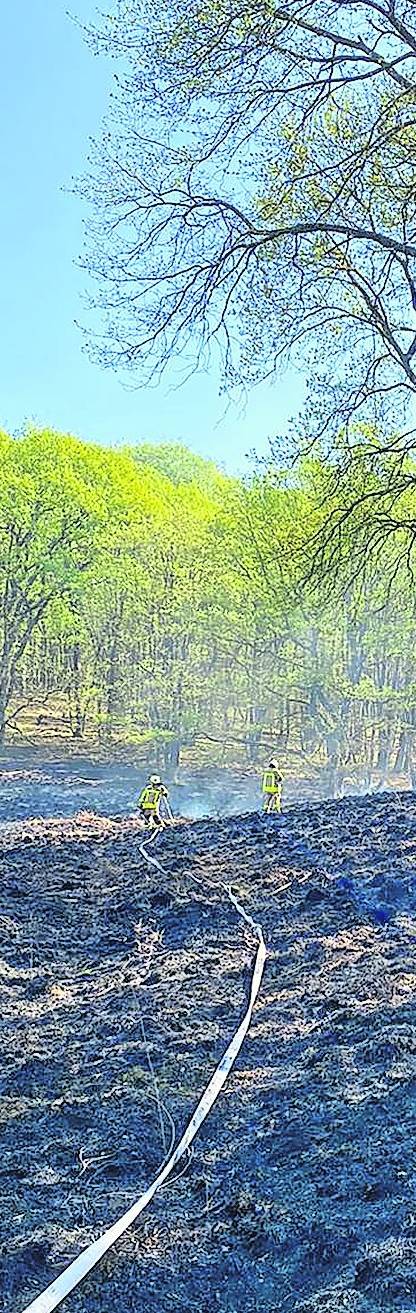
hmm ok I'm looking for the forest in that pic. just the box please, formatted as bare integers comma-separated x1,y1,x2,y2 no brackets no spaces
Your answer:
4,6,416,1311
2,426,416,793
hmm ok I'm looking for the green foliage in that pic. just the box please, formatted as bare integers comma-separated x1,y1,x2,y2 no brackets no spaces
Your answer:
2,427,416,788
131,442,227,495
81,0,416,497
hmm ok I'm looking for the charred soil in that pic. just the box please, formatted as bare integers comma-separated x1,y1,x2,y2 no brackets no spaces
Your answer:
1,793,416,1313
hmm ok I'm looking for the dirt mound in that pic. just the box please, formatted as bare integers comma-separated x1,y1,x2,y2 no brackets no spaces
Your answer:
1,794,416,1313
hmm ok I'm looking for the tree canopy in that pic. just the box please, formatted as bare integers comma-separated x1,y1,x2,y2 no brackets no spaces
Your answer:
83,2,416,437
77,0,416,581
2,427,416,796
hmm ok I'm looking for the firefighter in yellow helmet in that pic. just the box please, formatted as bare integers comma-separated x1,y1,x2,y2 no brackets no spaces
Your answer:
262,759,283,814
138,774,171,829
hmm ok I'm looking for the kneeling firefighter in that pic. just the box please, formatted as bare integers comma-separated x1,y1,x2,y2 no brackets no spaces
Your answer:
138,775,172,828
262,759,283,814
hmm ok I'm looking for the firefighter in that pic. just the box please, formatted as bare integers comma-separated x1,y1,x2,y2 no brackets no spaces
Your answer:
138,775,171,828
262,759,283,814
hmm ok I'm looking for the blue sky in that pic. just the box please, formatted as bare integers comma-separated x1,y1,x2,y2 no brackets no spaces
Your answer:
0,0,304,472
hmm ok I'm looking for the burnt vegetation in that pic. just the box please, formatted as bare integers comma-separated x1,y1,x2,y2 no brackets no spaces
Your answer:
2,793,416,1312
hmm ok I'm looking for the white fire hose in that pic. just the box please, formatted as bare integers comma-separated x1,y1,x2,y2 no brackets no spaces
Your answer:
18,828,266,1313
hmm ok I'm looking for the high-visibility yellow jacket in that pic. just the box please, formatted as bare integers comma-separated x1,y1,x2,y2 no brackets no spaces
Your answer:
262,769,282,795
139,784,167,813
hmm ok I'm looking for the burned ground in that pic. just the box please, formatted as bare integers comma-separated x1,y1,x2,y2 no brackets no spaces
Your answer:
0,749,388,826
1,793,416,1313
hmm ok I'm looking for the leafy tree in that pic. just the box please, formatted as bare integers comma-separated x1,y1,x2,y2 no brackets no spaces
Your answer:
83,3,416,432
3,427,416,797
132,442,228,495
0,429,107,743
80,1,416,577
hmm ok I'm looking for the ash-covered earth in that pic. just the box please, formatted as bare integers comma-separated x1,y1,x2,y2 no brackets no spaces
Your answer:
0,748,379,826
1,790,416,1313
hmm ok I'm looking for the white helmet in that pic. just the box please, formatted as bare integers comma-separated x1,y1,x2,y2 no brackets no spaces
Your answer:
269,758,279,769
150,774,161,786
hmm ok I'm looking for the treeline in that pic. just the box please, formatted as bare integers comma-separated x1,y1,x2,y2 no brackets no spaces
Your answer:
1,428,416,792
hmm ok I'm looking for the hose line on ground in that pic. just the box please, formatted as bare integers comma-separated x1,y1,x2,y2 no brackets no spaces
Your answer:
18,827,266,1313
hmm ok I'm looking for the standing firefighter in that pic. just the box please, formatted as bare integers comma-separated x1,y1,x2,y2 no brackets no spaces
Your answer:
262,759,283,814
138,775,172,829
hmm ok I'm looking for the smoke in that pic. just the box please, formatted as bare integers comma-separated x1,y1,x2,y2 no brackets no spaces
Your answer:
0,753,403,827
170,769,264,820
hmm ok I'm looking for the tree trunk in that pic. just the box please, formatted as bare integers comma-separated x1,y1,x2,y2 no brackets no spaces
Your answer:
394,730,410,774
0,655,13,746
68,643,85,739
377,725,393,772
158,737,181,770
105,604,125,737
0,689,7,746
